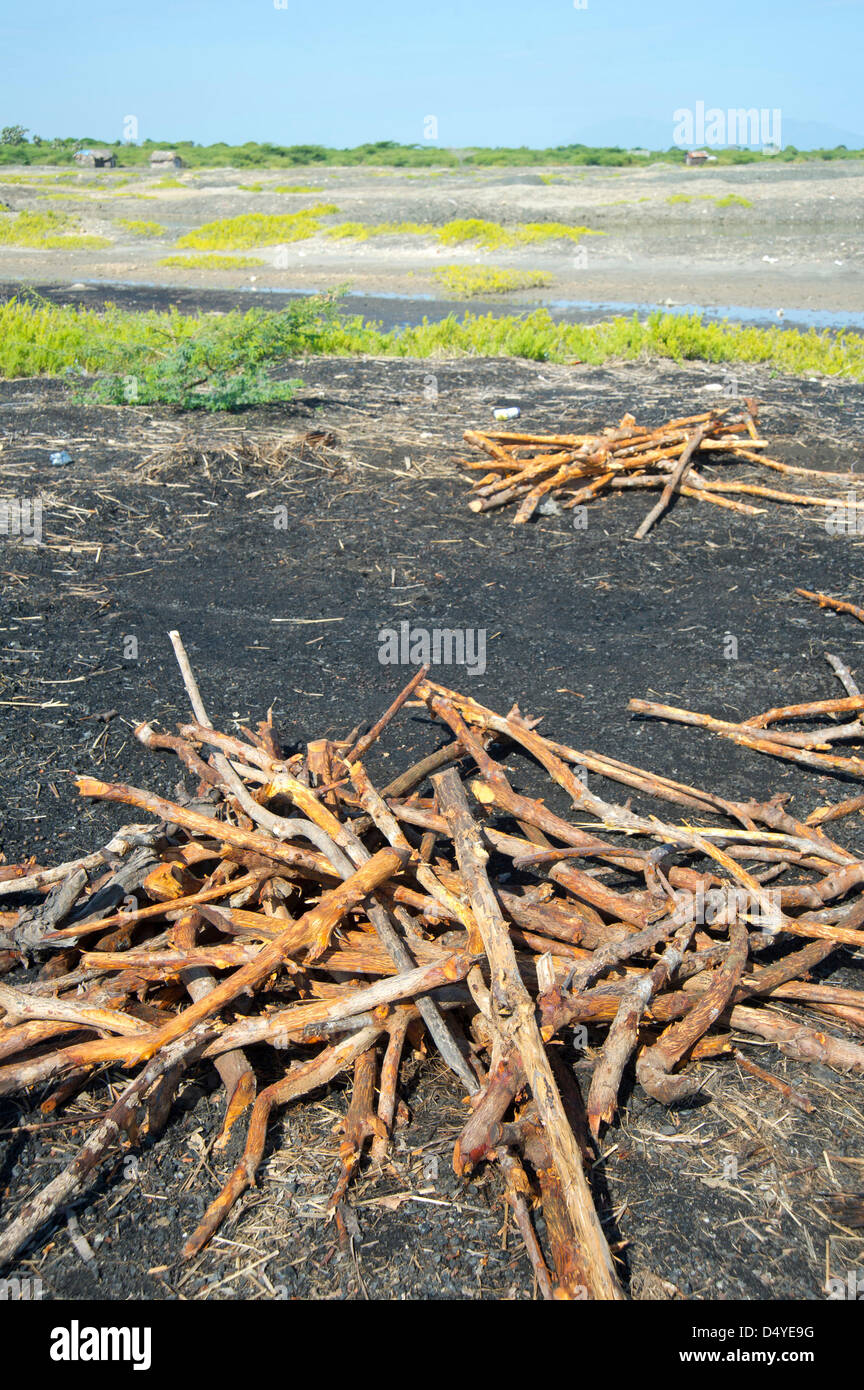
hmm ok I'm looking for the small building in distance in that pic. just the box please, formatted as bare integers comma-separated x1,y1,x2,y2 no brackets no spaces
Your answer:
149,149,184,169
74,148,117,168
685,149,718,167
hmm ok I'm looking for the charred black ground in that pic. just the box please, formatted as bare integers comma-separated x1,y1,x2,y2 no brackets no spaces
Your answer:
1,350,863,1300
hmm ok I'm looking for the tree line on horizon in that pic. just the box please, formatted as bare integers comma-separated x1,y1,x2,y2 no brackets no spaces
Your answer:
1,129,861,168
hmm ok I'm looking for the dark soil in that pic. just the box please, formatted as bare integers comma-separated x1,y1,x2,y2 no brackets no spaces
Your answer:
1,351,863,1301
0,279,481,334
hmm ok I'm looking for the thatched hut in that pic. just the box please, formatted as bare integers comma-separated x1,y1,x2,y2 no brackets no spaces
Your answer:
149,150,184,169
74,148,117,168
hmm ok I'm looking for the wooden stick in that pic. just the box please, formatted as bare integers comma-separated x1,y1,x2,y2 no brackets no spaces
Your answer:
587,921,694,1135
46,870,266,940
342,663,430,763
744,694,864,728
181,1025,384,1258
634,425,708,539
0,1026,214,1268
0,824,155,901
434,768,623,1301
733,1048,814,1111
796,589,864,625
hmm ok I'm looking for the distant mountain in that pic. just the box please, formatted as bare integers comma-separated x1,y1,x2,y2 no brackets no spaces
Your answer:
781,118,864,149
566,114,864,151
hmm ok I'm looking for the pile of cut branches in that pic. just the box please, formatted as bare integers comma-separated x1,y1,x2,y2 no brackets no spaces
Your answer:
461,405,862,534
1,635,863,1299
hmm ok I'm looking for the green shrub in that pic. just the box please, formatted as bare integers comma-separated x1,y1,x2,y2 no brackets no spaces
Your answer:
0,291,350,409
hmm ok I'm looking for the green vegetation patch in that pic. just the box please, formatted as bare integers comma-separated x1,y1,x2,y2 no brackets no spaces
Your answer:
1,295,861,419
116,218,166,236
176,207,339,249
158,253,266,268
1,135,863,171
37,189,93,200
666,192,752,208
325,218,603,248
0,292,349,409
0,210,110,249
236,180,326,192
324,219,431,241
434,265,554,296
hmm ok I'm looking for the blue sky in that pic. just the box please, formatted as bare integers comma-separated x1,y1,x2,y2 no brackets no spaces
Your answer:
4,0,863,148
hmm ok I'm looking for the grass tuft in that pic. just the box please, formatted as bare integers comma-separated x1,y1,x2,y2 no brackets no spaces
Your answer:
116,218,166,237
